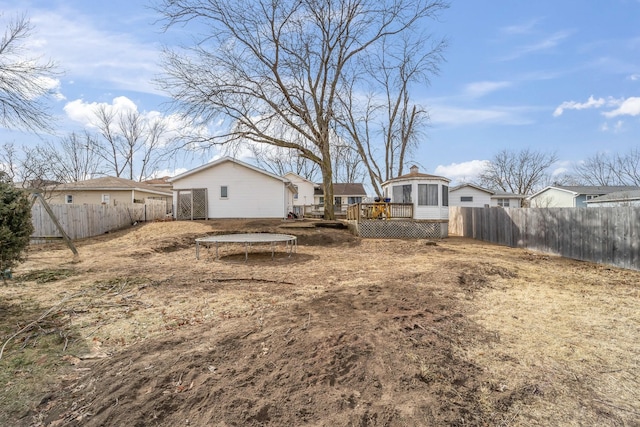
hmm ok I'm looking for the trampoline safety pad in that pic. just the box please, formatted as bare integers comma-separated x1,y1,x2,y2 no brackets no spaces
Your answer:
195,233,297,261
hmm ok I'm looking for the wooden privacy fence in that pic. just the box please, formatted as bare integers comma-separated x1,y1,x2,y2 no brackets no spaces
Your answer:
31,199,168,241
449,206,640,271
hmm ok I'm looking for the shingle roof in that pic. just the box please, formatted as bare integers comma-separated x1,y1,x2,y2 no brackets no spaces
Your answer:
48,176,172,196
586,189,640,203
555,185,640,195
314,183,367,196
382,165,449,185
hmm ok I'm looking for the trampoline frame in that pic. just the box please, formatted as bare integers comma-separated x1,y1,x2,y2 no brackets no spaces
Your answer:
195,233,297,261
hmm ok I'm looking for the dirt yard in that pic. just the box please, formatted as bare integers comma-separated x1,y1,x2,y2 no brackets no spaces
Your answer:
1,219,638,426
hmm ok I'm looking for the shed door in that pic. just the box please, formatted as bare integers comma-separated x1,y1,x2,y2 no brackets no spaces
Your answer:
176,188,208,220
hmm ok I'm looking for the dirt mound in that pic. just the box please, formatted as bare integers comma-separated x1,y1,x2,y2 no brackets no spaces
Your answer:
35,283,509,426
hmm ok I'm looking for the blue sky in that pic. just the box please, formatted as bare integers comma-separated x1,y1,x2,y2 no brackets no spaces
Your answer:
1,0,639,184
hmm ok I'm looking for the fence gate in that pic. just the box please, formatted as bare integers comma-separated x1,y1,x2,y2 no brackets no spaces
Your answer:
176,188,208,220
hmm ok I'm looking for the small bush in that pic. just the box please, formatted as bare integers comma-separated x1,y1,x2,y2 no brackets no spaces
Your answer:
0,172,33,275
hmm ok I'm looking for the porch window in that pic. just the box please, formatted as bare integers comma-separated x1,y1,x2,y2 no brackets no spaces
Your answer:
220,186,228,198
442,185,449,207
392,185,412,203
418,184,438,206
65,194,73,204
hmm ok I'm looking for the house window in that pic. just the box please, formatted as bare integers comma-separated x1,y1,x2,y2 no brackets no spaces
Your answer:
348,197,362,204
418,184,438,206
497,198,510,207
585,194,602,200
101,194,110,204
65,194,73,204
220,186,228,198
442,185,449,207
294,193,298,200
460,196,473,202
392,185,412,203
319,196,324,204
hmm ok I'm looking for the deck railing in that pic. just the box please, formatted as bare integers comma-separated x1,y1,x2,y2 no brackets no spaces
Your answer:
346,203,414,220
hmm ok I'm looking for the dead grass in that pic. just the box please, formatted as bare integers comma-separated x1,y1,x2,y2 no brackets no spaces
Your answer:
1,219,638,426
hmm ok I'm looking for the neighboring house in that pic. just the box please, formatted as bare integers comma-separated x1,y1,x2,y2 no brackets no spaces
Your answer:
381,165,450,221
449,183,492,207
585,189,640,207
45,176,173,206
283,172,316,217
491,190,527,208
168,157,295,220
144,176,173,191
449,184,526,208
528,185,640,208
314,183,367,214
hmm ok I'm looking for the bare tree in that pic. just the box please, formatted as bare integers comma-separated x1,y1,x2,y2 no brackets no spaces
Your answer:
331,143,367,184
245,143,321,181
90,105,174,181
613,148,640,186
572,152,617,186
93,104,126,178
156,0,448,219
0,14,58,132
0,142,18,180
478,148,558,195
337,34,445,197
44,132,103,182
571,148,640,186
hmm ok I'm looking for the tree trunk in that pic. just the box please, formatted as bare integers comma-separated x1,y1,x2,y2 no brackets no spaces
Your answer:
321,155,335,221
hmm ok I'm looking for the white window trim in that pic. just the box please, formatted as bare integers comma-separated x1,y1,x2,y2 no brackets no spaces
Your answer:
65,194,73,204
220,185,228,199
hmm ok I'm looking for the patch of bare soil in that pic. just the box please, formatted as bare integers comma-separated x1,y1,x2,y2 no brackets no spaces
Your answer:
1,219,638,426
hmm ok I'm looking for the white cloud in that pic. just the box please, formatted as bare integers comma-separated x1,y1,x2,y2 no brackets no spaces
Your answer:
431,105,534,126
553,95,609,116
25,8,164,96
602,97,640,118
629,74,640,81
500,19,540,35
63,96,211,147
501,30,573,61
464,81,512,98
434,160,488,183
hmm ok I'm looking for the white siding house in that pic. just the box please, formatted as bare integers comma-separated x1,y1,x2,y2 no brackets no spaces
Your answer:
449,184,492,207
529,185,640,208
382,165,450,221
168,157,294,219
585,189,640,207
283,172,316,216
449,184,525,208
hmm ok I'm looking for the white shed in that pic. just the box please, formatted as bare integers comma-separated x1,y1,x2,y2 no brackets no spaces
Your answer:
449,184,525,208
449,184,492,207
381,165,450,221
168,157,295,219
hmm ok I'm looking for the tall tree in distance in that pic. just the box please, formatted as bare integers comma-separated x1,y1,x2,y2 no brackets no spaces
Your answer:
156,0,448,219
337,33,446,197
0,14,58,132
571,148,640,186
478,148,558,195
